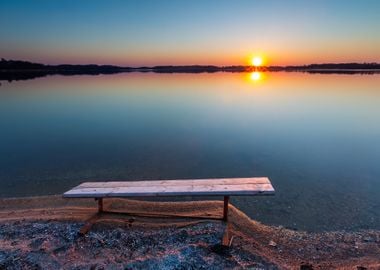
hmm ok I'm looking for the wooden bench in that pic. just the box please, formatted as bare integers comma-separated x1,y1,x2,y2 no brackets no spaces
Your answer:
63,177,274,246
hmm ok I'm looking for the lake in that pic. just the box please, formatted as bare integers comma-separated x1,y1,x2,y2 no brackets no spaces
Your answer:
0,71,379,232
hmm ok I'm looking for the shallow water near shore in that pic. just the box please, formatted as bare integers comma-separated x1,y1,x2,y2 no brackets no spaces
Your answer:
0,72,379,232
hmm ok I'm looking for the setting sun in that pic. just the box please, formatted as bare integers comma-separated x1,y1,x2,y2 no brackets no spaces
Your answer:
252,56,263,67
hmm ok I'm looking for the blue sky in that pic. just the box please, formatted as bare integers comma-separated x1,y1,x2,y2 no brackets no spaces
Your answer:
1,0,379,66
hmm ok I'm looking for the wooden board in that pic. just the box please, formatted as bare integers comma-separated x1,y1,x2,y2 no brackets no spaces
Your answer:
63,177,275,198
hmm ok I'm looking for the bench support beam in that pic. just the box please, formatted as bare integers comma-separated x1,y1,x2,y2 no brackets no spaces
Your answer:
79,198,103,235
223,196,229,221
79,213,101,235
80,196,235,247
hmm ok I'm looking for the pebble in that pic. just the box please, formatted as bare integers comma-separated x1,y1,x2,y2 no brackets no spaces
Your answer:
269,240,277,247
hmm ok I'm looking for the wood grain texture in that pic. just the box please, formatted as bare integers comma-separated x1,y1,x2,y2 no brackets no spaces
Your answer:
63,177,275,198
73,178,271,189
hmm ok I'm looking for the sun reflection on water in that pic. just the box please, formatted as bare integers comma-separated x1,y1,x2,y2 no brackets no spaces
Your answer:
250,71,261,81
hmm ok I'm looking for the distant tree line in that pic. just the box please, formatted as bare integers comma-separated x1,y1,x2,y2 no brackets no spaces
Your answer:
1,58,379,82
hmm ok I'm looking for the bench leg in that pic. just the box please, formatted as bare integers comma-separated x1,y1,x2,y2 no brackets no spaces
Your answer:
97,198,104,213
222,196,229,221
222,223,234,247
221,196,233,247
79,198,103,235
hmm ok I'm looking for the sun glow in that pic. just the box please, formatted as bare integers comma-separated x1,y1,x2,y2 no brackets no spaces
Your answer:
252,56,263,67
250,71,261,81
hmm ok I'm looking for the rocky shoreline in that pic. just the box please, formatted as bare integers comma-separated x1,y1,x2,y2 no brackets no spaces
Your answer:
0,196,379,269
0,220,278,269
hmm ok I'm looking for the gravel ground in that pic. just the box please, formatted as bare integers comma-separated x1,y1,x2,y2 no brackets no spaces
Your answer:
0,220,277,270
0,197,379,269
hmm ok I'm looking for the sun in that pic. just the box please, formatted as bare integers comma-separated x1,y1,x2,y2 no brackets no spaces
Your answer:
252,56,263,67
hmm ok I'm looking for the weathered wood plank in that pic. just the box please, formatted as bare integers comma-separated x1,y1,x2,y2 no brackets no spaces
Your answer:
73,177,271,189
66,184,273,195
63,178,275,198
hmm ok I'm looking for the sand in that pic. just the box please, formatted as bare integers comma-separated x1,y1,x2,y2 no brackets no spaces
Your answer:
0,195,379,269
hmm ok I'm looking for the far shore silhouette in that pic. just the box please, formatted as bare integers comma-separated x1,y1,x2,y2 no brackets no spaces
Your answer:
1,59,380,82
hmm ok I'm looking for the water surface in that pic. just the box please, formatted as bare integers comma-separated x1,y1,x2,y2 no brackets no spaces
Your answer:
1,72,379,232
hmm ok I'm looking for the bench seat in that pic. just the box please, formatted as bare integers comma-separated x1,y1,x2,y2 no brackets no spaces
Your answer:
63,177,275,198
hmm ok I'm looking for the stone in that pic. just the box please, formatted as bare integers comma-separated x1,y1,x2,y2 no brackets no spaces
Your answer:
269,240,277,247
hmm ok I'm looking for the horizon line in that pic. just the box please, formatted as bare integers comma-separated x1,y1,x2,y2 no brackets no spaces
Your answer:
1,58,380,69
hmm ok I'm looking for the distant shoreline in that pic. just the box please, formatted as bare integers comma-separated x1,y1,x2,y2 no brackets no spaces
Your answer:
1,59,380,82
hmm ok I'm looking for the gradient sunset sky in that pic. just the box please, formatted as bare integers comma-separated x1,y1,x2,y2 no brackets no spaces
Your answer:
1,0,379,66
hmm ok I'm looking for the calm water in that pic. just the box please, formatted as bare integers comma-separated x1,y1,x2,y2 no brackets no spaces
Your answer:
0,72,379,232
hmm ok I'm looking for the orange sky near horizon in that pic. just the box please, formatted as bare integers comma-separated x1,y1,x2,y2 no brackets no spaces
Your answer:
1,1,380,66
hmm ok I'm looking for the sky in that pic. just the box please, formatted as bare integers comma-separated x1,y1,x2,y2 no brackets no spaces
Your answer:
1,0,379,66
